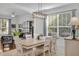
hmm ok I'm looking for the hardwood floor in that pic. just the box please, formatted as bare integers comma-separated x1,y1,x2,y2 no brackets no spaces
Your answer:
0,38,65,56
0,43,16,52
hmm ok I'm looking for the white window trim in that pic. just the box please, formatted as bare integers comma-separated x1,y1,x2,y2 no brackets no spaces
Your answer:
0,19,9,34
47,11,73,38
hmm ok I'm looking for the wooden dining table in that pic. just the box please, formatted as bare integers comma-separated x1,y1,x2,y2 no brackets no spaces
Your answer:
19,39,45,55
19,39,45,48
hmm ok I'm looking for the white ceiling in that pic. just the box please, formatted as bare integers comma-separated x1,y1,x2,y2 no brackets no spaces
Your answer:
0,3,69,17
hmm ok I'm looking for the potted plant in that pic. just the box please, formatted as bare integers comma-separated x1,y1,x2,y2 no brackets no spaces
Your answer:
12,29,21,40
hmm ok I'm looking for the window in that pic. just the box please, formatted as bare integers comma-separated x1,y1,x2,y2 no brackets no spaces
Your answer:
48,11,72,37
0,19,9,34
48,15,57,26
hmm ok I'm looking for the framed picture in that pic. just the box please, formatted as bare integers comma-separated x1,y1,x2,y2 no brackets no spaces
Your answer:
18,24,22,28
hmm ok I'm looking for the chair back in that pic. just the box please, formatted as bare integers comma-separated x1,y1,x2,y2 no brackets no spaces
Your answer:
44,36,52,45
14,36,23,54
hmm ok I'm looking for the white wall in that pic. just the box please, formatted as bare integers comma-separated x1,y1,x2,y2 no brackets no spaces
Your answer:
15,14,32,24
34,17,45,38
12,14,32,28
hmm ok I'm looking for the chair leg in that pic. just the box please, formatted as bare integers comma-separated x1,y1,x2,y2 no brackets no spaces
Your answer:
33,48,36,56
43,51,45,56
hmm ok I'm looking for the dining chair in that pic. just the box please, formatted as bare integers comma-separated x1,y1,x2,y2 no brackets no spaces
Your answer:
51,37,57,55
14,36,33,56
43,36,52,56
14,37,23,55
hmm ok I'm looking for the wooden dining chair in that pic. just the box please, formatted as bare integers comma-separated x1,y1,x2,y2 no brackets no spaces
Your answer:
13,37,23,55
43,36,52,56
51,37,57,56
14,36,33,56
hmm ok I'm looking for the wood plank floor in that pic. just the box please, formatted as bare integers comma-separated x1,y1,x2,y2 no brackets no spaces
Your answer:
0,38,65,56
0,44,16,52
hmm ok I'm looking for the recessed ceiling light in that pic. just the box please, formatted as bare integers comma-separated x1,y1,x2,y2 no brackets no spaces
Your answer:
11,12,15,17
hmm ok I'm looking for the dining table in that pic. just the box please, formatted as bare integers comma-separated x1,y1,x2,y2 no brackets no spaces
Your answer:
19,39,45,49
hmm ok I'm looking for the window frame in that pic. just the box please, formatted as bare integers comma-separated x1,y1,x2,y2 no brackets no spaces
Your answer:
48,11,73,37
0,18,9,34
